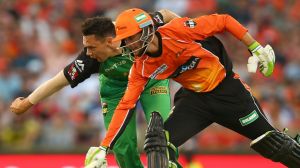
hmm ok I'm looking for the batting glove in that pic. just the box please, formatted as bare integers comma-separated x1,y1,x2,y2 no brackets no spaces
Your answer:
247,41,275,77
85,146,107,168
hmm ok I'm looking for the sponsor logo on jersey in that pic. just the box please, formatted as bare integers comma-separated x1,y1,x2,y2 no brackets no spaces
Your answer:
68,63,78,80
104,60,127,73
150,86,168,95
169,57,200,78
184,20,197,28
75,60,84,72
239,110,259,126
149,64,168,79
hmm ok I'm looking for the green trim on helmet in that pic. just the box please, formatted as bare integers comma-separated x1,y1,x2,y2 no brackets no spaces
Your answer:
135,13,147,22
139,20,153,28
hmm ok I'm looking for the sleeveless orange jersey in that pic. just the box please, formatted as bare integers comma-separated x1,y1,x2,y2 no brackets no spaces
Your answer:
102,14,248,148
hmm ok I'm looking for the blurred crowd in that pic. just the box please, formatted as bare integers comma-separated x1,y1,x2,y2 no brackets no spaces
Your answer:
0,0,300,154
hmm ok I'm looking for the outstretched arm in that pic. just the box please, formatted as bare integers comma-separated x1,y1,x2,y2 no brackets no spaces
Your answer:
101,65,148,148
149,9,180,29
166,14,275,77
158,9,181,23
85,65,148,167
10,70,69,115
28,70,69,104
10,49,100,115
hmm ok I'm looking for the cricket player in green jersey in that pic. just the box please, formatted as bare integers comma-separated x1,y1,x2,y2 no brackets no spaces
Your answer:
10,10,179,168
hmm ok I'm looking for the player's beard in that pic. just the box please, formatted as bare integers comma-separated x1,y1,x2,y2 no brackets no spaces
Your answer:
135,44,148,57
122,34,153,57
135,31,154,57
120,25,155,58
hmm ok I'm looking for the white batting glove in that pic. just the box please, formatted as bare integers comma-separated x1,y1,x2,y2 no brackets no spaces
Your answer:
248,41,275,77
85,146,107,168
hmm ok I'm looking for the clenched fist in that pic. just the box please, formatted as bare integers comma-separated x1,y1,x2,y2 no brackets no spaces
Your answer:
10,97,33,115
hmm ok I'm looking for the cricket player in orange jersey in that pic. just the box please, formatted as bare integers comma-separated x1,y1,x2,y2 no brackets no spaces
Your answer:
87,8,300,168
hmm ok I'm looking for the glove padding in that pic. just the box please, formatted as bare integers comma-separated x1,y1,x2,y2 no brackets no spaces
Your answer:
85,146,107,168
248,42,275,77
10,97,33,115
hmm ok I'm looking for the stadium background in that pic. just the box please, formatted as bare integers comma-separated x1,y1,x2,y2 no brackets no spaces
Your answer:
0,0,299,167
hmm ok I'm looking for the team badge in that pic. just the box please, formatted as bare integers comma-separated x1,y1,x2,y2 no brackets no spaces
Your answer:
184,20,197,28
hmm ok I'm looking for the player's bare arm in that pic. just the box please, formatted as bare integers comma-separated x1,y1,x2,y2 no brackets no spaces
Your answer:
158,9,181,22
10,70,68,115
9,9,172,116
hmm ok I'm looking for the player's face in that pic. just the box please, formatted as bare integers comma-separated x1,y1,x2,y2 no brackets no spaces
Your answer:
123,32,145,56
83,35,111,62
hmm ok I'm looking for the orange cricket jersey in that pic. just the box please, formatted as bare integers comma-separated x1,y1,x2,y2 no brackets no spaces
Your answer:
102,14,248,148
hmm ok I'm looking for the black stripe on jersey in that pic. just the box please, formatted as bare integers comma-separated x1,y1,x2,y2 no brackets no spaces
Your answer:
168,56,201,78
196,36,233,75
109,108,135,149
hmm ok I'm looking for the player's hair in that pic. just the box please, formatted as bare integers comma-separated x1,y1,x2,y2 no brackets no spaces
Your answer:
81,16,116,39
